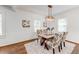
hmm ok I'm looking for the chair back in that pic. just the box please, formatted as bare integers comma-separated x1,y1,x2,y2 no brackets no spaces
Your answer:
37,30,42,34
51,33,62,47
62,32,68,40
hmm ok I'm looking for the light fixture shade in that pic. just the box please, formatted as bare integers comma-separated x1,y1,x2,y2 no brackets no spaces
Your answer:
45,16,55,21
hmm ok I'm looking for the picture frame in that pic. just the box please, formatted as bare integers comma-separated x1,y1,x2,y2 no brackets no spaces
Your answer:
22,19,30,28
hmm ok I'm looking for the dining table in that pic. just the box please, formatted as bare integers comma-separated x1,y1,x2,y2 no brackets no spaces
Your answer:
38,33,55,40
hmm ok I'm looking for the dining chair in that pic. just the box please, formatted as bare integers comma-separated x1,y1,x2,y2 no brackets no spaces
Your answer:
44,33,63,54
52,33,63,54
37,35,46,47
62,32,68,47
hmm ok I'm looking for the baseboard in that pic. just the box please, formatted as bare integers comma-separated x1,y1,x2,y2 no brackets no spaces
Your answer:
66,40,79,45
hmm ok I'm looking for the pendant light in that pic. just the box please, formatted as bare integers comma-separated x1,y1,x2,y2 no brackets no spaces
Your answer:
45,5,55,21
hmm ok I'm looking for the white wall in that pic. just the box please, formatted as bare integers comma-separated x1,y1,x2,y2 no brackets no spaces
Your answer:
55,7,79,43
0,6,44,46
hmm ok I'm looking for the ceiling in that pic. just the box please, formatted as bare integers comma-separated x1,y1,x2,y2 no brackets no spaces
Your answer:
2,5,79,16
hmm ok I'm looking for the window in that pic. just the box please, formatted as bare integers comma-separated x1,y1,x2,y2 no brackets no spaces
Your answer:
58,18,67,32
0,14,2,35
34,19,43,32
0,11,6,38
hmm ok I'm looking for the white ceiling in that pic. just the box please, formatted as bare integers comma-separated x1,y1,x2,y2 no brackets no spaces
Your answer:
2,5,79,15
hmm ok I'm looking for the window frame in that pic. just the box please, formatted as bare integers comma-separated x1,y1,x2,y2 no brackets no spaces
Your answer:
58,18,67,32
34,19,43,32
0,11,6,38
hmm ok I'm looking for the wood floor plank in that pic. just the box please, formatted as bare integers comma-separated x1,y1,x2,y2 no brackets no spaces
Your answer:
71,44,79,54
0,39,36,54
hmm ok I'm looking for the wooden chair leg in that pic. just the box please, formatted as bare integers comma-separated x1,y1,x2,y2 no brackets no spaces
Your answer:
40,40,45,46
44,43,49,50
58,46,61,52
60,42,62,50
53,48,55,54
63,42,65,47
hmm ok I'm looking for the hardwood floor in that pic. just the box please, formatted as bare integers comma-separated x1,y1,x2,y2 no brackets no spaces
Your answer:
0,39,36,54
0,39,79,54
71,44,79,54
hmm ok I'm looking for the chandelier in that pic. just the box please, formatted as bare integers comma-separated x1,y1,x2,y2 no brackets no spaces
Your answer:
45,5,55,21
